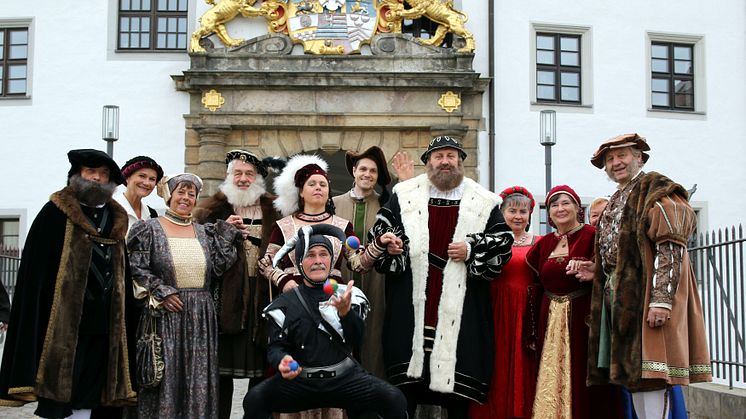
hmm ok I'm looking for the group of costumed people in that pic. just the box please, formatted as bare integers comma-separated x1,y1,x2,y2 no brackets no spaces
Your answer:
0,132,711,419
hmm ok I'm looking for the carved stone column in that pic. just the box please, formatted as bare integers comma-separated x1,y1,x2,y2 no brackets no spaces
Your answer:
195,127,232,197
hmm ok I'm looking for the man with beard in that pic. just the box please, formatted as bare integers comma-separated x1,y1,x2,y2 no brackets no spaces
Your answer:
364,136,513,418
0,149,135,418
194,150,279,419
571,134,711,418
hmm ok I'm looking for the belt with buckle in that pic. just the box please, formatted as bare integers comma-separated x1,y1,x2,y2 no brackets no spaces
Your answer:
298,357,355,380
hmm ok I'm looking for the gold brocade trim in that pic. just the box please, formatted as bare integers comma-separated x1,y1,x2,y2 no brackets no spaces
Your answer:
0,398,26,406
690,364,713,375
532,299,572,419
642,361,713,378
7,386,35,400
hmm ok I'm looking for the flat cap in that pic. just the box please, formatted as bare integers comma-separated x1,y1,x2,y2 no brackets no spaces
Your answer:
590,133,650,169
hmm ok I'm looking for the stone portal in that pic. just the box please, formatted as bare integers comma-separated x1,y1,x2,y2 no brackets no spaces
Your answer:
174,34,486,196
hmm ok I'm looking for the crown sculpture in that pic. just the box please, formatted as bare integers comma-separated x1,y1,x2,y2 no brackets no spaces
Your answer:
190,0,475,55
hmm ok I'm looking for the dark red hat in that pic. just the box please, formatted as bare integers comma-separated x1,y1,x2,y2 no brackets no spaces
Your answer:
545,185,584,228
499,186,535,213
121,155,164,183
294,164,328,188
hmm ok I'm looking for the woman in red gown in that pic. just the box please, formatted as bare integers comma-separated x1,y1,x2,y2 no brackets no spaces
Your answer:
470,186,539,419
526,185,622,419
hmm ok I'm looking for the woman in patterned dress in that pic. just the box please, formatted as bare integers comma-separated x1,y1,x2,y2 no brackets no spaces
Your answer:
128,173,243,419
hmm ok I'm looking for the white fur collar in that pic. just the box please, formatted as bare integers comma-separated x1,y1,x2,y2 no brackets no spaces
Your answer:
394,174,500,393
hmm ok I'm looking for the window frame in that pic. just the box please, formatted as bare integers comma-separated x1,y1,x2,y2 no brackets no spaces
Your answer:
646,32,705,116
650,41,694,111
116,0,189,52
0,19,32,100
535,32,582,105
530,23,593,109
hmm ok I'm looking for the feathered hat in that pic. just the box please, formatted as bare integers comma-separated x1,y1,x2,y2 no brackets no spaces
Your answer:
273,154,329,217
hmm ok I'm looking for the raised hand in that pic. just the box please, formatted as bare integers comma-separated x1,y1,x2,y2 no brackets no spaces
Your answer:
391,151,415,181
329,280,355,317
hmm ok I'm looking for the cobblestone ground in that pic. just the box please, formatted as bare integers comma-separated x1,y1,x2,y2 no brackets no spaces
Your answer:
0,341,251,418
0,379,250,419
0,342,443,418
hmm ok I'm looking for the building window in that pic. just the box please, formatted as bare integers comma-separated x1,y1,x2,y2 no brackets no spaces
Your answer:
118,0,188,51
0,27,29,97
651,42,694,110
0,218,19,257
536,33,581,104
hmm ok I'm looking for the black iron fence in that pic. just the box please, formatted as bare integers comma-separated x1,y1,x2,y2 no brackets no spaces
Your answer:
0,254,20,303
690,225,746,389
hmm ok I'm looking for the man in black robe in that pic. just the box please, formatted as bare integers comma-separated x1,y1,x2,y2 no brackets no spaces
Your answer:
0,149,135,418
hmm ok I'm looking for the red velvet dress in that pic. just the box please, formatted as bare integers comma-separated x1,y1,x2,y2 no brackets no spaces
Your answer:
470,239,539,419
527,225,595,419
524,224,623,419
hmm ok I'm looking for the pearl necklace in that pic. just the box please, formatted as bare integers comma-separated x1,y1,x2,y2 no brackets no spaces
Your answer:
513,233,531,247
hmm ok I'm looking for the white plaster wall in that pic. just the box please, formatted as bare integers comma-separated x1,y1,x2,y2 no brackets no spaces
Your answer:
1,1,744,240
0,2,191,243
467,0,746,231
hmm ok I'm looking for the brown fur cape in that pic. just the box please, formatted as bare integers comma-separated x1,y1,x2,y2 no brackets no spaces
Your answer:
0,186,135,406
587,171,711,391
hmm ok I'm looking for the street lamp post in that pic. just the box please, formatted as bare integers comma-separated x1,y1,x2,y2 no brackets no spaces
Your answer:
539,110,556,194
102,105,119,158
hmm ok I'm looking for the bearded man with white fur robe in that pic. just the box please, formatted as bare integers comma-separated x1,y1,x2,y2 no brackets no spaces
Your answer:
366,137,513,418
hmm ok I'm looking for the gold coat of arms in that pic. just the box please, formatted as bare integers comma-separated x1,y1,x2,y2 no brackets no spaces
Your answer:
191,0,475,55
286,0,378,54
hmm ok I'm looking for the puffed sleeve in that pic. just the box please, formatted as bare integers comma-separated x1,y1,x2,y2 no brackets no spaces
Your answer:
646,194,696,309
367,194,410,274
464,204,514,280
203,219,244,278
127,220,178,308
260,223,303,292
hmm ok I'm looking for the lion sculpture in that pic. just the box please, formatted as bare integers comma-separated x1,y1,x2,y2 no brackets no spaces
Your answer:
190,0,274,52
396,0,474,53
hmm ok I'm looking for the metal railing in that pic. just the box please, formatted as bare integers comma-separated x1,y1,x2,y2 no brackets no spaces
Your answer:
0,254,20,304
690,224,746,389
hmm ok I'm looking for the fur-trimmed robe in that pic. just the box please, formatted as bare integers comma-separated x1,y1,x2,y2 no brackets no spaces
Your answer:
0,186,135,407
587,172,712,391
373,174,513,403
194,191,279,335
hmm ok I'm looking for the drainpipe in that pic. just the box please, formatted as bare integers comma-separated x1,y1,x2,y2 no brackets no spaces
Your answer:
488,0,496,191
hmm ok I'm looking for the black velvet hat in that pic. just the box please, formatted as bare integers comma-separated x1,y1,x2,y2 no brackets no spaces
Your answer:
67,149,125,185
225,149,268,177
420,135,467,164
121,155,164,183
